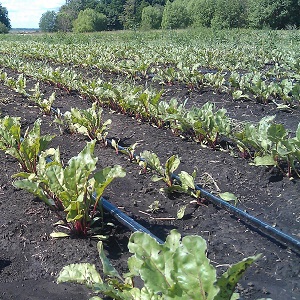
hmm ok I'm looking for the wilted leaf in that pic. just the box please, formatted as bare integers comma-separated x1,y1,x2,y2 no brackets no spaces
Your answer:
177,205,187,220
50,232,69,238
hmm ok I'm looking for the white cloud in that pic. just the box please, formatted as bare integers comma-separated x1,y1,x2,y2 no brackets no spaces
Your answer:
1,0,65,28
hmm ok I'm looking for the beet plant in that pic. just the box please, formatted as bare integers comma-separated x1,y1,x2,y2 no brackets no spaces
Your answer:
58,230,261,300
13,140,126,236
235,116,300,177
140,150,180,187
14,74,29,96
0,116,54,173
30,82,55,115
63,103,111,143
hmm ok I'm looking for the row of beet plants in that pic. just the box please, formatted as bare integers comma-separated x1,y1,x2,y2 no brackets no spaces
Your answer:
1,65,299,178
0,115,125,237
152,64,300,106
1,31,298,79
0,74,223,220
0,117,261,300
0,99,262,300
1,36,299,105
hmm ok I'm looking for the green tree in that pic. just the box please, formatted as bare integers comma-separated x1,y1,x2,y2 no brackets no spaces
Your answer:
73,8,107,32
187,0,215,28
0,21,8,33
120,0,137,29
56,0,99,31
39,11,57,32
56,10,74,32
247,0,300,29
136,0,150,25
211,0,246,29
161,0,190,29
141,5,163,29
96,0,125,30
0,3,11,30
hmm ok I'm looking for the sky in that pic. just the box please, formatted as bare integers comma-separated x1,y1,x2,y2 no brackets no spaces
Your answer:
1,0,66,28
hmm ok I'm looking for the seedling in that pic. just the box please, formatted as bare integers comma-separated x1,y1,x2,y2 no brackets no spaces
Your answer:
30,82,55,115
63,103,111,143
0,116,54,173
147,200,161,214
140,150,180,187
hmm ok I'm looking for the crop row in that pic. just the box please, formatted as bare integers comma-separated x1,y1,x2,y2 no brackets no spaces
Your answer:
0,31,299,105
1,29,299,73
1,68,299,178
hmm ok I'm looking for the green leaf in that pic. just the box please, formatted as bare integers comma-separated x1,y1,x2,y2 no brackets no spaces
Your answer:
177,205,187,220
45,165,65,196
57,263,103,288
254,155,276,166
179,171,196,190
128,231,175,294
152,175,164,182
267,124,287,142
165,155,180,175
91,235,108,240
93,165,126,202
219,192,238,205
295,123,300,141
13,179,55,207
64,140,97,192
215,254,261,300
97,241,123,280
172,234,219,299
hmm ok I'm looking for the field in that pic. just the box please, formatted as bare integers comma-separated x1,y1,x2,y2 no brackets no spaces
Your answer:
0,28,299,299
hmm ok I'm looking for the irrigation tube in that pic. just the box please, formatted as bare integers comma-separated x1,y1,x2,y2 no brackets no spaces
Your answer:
101,197,163,244
49,107,300,253
105,138,300,254
173,173,300,254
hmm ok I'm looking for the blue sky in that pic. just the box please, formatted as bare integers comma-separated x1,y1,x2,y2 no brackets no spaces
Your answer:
1,0,65,28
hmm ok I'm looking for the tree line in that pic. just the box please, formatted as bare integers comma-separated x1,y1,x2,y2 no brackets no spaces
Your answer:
1,0,300,34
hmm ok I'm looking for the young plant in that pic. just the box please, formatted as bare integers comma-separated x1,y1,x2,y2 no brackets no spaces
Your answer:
190,103,231,148
110,139,120,154
119,142,139,162
0,116,54,173
64,103,111,143
14,74,29,96
58,230,261,300
147,200,161,213
13,140,126,236
235,116,300,177
30,82,55,115
140,151,180,187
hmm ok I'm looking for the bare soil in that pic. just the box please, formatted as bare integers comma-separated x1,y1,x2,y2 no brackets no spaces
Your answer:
0,68,299,300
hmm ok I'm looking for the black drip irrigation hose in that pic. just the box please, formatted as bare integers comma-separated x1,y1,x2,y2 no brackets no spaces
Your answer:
105,138,300,254
101,197,163,244
49,108,300,253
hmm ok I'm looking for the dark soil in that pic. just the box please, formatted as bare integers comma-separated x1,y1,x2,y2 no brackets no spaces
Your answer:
0,68,299,300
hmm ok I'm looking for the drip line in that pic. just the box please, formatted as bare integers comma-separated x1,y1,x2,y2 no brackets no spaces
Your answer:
49,108,300,253
105,138,300,254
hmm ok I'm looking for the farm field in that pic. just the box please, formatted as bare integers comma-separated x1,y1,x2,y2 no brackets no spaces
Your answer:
0,29,299,299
